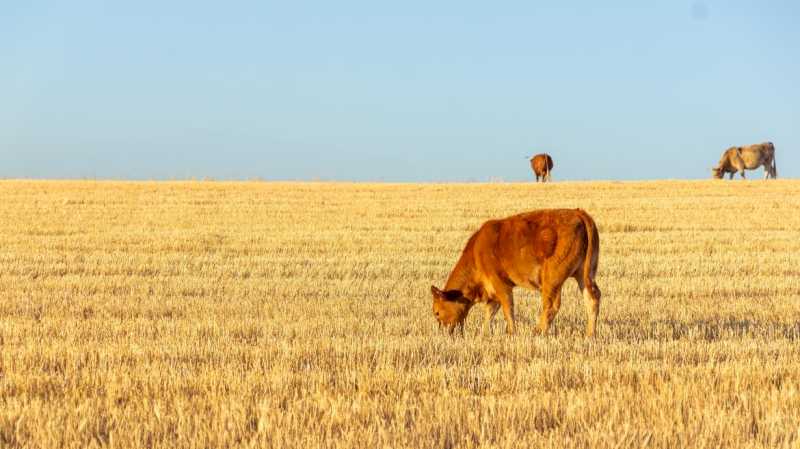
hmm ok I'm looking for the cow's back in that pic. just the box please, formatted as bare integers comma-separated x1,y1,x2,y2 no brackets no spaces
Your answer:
739,143,773,168
471,209,589,288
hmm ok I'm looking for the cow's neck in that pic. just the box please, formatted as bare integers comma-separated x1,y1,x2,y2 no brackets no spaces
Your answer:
443,253,478,298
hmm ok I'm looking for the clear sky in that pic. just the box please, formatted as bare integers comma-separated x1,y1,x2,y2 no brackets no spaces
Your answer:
2,1,798,181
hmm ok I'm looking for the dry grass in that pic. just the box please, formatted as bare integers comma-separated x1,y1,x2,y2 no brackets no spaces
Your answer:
1,179,800,448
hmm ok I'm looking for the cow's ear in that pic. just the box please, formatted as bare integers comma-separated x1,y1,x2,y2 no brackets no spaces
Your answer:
442,289,463,302
431,286,463,301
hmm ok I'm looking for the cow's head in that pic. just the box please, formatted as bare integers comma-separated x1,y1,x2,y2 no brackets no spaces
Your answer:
711,166,724,179
430,285,471,335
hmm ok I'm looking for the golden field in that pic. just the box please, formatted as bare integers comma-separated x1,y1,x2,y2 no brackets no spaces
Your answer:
1,179,800,449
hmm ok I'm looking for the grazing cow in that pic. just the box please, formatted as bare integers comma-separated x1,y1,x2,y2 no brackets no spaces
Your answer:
712,142,777,179
529,153,554,182
430,209,601,337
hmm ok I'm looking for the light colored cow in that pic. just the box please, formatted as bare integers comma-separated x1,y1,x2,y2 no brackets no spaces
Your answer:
712,142,776,179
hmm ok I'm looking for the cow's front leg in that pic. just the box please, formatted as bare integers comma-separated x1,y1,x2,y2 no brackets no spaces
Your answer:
483,302,500,335
448,321,465,337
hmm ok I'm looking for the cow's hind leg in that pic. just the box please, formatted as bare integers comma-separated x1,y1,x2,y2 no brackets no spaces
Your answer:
536,283,562,335
583,283,601,337
576,277,601,337
765,161,776,179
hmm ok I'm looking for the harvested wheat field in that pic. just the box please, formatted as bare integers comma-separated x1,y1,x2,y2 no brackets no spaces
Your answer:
1,179,800,448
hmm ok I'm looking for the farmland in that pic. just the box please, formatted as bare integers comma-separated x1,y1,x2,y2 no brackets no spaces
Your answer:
1,180,800,448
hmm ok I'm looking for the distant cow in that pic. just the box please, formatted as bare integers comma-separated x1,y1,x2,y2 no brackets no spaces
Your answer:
712,142,777,180
529,154,554,182
430,209,601,337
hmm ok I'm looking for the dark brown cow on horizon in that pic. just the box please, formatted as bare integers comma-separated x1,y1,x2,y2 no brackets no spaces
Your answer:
529,153,553,182
712,142,777,179
430,209,601,337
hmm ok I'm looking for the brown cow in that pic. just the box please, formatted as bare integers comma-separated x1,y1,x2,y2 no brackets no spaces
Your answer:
529,153,554,182
430,209,601,337
712,142,777,179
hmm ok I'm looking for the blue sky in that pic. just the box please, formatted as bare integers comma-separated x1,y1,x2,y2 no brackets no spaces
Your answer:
2,1,798,181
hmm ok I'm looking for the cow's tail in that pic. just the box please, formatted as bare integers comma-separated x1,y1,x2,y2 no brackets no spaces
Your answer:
576,209,600,298
772,148,777,178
